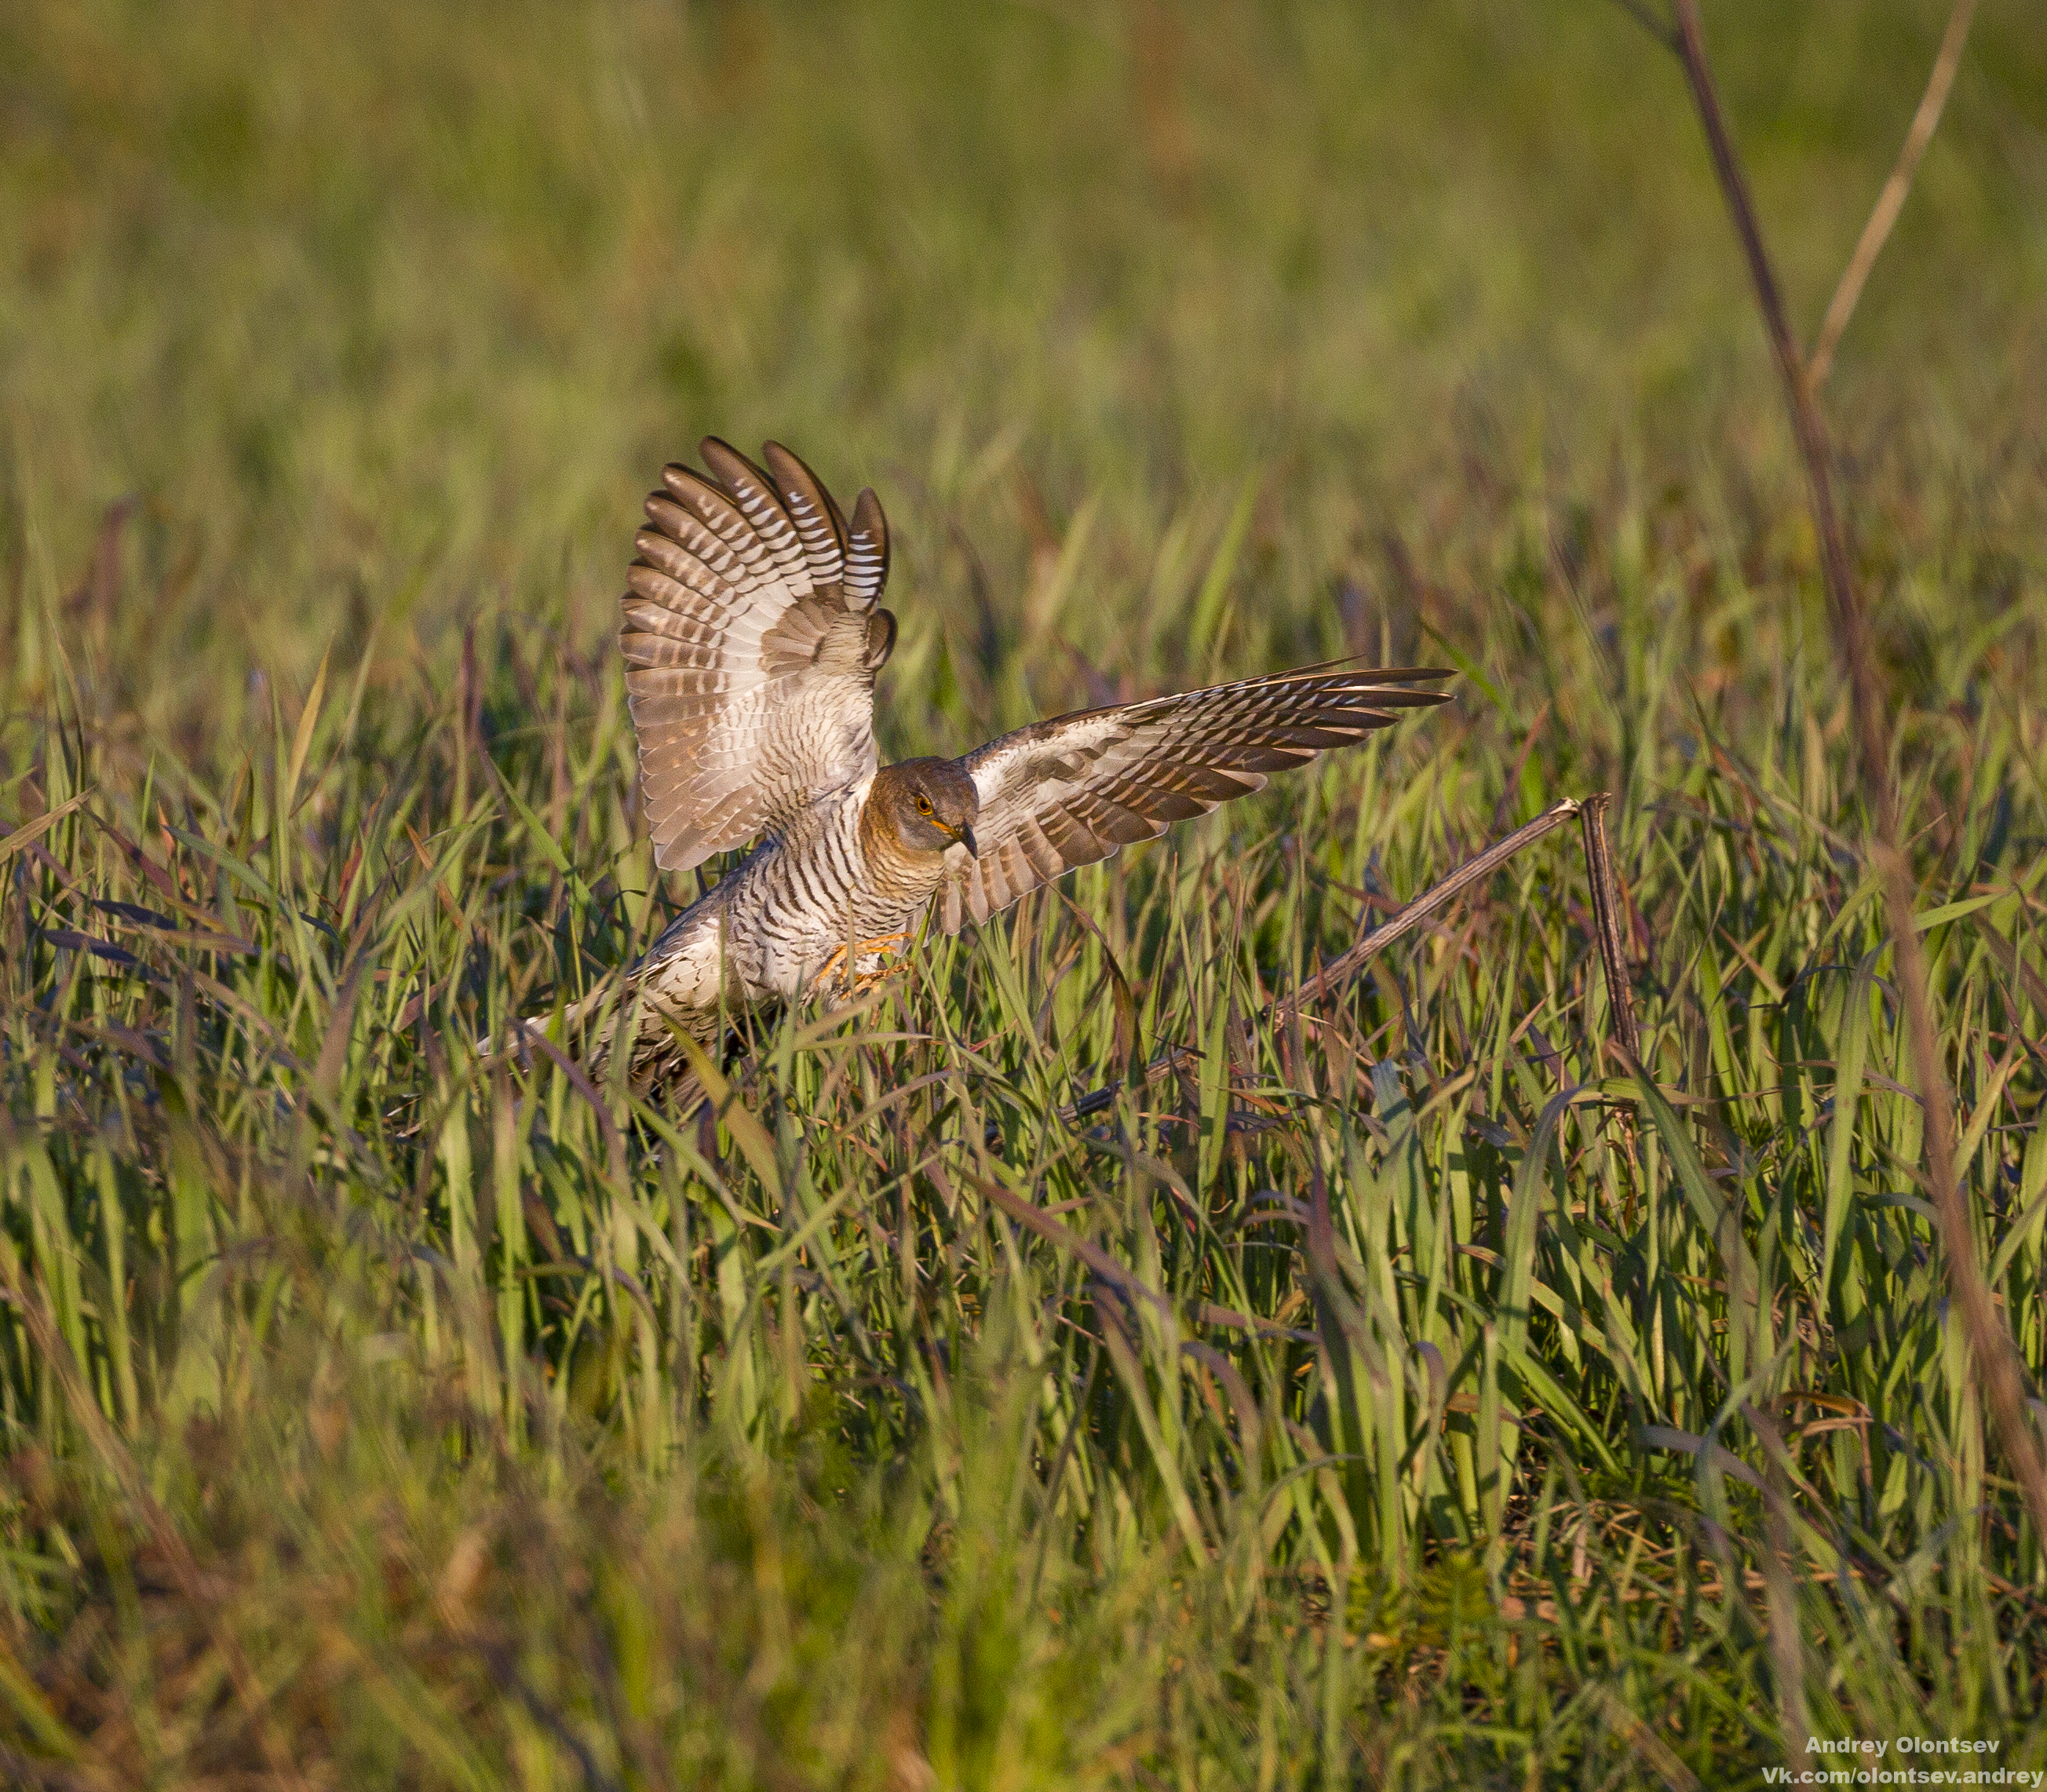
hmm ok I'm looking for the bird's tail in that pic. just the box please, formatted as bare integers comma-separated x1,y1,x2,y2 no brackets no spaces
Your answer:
484,976,715,1120
480,976,621,1080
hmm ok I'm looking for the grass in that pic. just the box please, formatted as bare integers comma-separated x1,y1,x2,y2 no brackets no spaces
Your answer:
2,0,2046,1783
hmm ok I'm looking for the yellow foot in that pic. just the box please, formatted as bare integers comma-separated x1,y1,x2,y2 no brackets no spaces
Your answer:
814,932,914,991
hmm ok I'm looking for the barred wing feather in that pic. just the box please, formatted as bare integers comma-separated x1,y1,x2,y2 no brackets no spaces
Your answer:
940,667,1449,929
621,438,896,873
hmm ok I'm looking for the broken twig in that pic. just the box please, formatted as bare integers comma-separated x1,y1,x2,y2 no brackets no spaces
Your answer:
1058,793,1639,1127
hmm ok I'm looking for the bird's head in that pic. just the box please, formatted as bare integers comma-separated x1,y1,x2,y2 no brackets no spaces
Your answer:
870,758,980,860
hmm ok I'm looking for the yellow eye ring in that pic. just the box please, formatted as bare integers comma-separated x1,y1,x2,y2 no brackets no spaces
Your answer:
915,794,932,815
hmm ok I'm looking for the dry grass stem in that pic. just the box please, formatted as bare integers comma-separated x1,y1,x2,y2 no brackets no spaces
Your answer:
1667,0,2047,1543
1807,0,1979,390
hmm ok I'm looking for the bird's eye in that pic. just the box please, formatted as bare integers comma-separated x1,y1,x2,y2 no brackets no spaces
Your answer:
915,794,932,815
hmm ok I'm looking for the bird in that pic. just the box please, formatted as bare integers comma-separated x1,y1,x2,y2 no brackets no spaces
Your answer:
549,438,1449,1106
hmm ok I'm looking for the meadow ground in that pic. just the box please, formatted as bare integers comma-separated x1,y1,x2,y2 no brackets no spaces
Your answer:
2,2,2046,1784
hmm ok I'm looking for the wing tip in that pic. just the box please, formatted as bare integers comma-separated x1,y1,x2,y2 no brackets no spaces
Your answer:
844,486,890,609
761,440,850,588
651,836,711,876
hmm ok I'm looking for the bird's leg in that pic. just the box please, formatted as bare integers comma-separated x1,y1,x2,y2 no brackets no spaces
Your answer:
848,930,912,989
813,932,914,993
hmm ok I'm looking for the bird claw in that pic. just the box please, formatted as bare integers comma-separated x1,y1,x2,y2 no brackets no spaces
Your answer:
815,932,913,993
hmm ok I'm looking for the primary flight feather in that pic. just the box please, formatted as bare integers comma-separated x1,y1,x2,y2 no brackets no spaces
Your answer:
573,439,1448,1101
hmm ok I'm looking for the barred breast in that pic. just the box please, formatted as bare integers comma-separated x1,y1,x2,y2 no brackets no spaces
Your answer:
635,781,932,1004
723,783,938,996
581,777,953,1100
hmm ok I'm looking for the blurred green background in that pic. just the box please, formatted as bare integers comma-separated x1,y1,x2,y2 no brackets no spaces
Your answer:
4,0,2042,754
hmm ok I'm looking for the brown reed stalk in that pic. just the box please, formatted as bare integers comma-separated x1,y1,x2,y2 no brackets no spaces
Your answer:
1660,0,2047,1544
1577,794,1641,1068
1806,0,1978,391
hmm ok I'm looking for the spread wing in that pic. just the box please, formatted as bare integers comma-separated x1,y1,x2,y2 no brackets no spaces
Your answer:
621,438,898,873
938,666,1450,929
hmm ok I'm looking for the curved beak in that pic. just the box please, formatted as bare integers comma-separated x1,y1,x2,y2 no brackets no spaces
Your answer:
953,822,979,858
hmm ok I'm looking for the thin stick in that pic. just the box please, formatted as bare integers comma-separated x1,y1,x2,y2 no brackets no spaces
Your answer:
1807,0,1978,391
1061,797,1600,1126
1578,794,1642,1065
1666,0,2047,1543
1278,798,1587,1020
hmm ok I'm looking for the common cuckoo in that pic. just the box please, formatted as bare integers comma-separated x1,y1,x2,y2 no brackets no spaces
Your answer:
559,439,1448,1103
